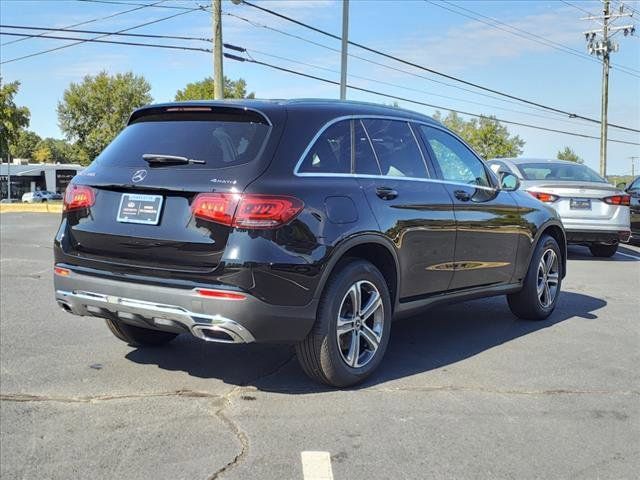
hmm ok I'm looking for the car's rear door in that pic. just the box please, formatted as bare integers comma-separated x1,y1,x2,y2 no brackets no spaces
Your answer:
417,125,521,290
355,118,456,299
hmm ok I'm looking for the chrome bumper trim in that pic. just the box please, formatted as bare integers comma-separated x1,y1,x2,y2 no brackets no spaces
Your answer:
55,289,255,344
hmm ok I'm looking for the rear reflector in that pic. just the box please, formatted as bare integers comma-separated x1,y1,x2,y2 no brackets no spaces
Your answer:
528,191,559,203
191,193,303,229
195,288,246,300
603,195,631,206
64,185,95,211
54,267,70,276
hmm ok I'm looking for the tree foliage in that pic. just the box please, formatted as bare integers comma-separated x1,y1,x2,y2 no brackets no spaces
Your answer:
10,129,41,159
433,111,525,159
556,146,583,164
1,79,30,159
174,76,255,101
57,71,152,164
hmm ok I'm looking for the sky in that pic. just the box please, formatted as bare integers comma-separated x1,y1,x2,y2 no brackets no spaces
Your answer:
1,0,639,175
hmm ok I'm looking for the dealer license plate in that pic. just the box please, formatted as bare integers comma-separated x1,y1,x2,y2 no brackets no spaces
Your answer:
116,193,163,225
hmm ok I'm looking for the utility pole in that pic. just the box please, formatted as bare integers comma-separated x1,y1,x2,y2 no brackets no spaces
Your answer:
339,0,349,100
582,0,635,177
212,0,224,99
630,156,639,177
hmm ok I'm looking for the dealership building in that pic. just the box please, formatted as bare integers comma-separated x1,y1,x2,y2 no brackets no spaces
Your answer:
0,162,84,201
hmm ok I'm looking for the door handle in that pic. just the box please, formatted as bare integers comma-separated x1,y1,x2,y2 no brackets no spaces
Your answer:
375,187,398,200
454,190,471,201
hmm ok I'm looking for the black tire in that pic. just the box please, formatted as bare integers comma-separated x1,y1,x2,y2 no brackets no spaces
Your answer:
508,234,562,321
105,318,178,346
295,259,392,387
588,243,618,257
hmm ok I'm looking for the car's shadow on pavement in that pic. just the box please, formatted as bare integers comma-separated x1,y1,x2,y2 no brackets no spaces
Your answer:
125,291,606,393
567,244,640,261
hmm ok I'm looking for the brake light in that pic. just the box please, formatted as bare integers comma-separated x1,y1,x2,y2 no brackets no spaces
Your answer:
195,288,246,300
603,195,631,206
528,191,559,203
63,185,95,211
191,193,303,229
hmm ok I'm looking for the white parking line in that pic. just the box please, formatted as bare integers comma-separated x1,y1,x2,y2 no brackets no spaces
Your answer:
616,251,640,260
301,451,334,480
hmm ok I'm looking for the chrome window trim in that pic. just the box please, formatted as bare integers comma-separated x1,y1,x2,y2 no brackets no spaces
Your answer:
293,172,498,192
293,114,494,189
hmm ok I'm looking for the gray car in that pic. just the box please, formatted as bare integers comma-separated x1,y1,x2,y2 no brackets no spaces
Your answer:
487,158,631,257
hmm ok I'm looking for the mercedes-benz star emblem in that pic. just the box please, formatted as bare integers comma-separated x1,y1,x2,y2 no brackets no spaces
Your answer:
131,169,147,183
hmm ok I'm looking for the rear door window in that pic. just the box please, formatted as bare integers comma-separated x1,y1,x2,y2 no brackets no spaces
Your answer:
361,119,428,179
95,113,270,169
420,126,490,187
298,120,351,174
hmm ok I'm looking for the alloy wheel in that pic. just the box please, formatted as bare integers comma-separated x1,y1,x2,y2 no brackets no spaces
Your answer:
336,280,385,368
537,248,559,308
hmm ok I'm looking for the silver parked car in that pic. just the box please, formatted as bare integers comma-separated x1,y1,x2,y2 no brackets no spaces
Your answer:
487,158,631,257
21,191,62,203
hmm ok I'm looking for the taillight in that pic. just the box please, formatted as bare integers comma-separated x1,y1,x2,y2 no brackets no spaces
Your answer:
191,193,240,226
528,191,559,203
603,195,631,206
191,193,303,229
63,185,95,211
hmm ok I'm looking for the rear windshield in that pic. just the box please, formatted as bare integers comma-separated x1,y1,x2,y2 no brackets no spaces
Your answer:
519,163,606,183
94,115,270,169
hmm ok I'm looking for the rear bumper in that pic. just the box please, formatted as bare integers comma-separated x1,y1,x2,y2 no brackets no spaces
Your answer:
54,267,317,344
565,229,631,244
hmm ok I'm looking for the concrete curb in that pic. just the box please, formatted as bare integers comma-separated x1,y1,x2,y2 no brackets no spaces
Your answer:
0,203,63,214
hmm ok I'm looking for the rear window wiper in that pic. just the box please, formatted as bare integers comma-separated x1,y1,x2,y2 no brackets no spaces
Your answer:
142,153,205,165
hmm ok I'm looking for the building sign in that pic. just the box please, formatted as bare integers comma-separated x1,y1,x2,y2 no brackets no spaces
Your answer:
55,170,77,193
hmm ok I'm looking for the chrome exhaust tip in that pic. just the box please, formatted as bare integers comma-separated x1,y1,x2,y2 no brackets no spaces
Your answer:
57,300,73,313
192,325,246,344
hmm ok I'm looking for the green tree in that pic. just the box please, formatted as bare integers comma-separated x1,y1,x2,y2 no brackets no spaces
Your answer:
57,71,152,164
32,144,53,163
174,76,255,100
433,110,525,159
10,129,41,159
0,79,30,160
556,146,583,163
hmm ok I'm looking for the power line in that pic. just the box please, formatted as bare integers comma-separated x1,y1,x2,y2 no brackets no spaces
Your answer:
428,0,640,76
0,32,212,53
76,0,191,10
0,5,203,64
244,47,607,130
1,24,211,43
223,50,640,146
222,10,596,121
239,0,640,133
1,0,166,47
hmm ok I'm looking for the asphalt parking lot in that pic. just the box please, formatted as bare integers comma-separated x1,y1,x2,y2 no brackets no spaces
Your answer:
1,212,638,479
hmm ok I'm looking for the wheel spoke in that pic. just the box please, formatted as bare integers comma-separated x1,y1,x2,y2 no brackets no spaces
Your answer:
359,291,382,321
543,282,551,307
547,272,559,285
336,316,356,336
360,324,380,351
345,331,360,367
347,283,361,317
545,250,556,273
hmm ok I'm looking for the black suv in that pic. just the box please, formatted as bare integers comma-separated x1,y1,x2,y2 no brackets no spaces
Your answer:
54,100,566,387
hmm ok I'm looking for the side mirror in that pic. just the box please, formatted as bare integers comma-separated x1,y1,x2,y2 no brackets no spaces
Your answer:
499,171,520,191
